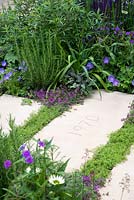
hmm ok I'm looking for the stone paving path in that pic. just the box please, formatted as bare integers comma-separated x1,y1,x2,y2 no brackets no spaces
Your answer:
0,90,133,200
31,90,133,171
0,94,41,134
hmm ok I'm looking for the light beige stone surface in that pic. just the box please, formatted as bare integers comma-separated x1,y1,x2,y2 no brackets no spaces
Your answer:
100,148,134,200
32,90,133,171
0,94,41,134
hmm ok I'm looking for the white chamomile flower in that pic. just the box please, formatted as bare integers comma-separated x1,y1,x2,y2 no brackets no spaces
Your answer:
48,175,65,185
36,167,41,174
25,167,31,173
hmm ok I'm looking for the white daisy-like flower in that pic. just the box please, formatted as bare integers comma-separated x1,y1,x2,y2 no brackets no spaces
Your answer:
25,166,31,173
36,167,41,174
48,175,65,185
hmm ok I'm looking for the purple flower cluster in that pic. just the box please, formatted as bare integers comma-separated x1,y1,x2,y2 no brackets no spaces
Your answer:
35,86,80,106
125,31,134,44
108,75,120,86
0,60,13,83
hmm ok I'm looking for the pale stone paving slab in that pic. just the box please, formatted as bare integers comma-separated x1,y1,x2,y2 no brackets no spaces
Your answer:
32,90,133,171
0,94,41,134
100,148,134,200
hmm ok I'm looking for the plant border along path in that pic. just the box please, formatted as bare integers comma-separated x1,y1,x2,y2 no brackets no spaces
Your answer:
5,98,134,183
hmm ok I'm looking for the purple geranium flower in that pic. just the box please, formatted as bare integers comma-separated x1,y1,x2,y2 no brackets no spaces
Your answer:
126,31,131,36
1,60,7,67
130,39,134,44
0,68,5,74
86,62,94,70
108,75,115,83
22,150,31,158
132,80,134,86
3,71,13,80
103,57,110,64
4,160,12,169
38,140,45,148
113,79,120,86
25,156,34,164
115,26,120,32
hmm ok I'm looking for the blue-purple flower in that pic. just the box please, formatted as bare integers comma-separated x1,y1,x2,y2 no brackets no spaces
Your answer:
113,79,120,86
126,31,131,36
108,75,115,83
130,39,134,44
38,140,45,148
0,68,5,74
85,62,94,70
25,156,34,164
1,60,7,67
132,80,134,86
115,26,120,32
22,150,31,158
4,160,12,169
108,75,119,86
103,57,110,64
3,71,13,80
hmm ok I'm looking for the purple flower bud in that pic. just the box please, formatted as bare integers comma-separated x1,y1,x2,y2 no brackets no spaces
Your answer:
19,144,26,151
103,57,110,64
4,160,12,169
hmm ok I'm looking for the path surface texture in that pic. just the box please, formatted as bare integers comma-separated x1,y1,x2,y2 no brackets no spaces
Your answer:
0,94,41,134
32,90,133,171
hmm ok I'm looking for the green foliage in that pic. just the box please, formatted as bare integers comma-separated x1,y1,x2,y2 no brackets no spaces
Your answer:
0,120,99,200
17,31,66,89
0,105,65,198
